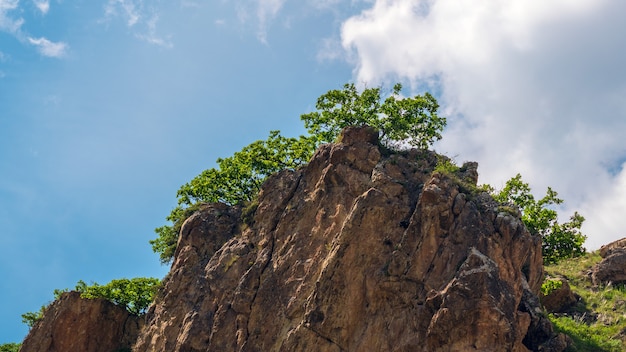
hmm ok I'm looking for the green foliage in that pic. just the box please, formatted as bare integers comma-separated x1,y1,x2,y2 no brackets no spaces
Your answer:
76,277,161,315
22,277,160,328
176,131,316,207
0,343,21,352
541,278,563,296
21,308,44,328
301,83,446,148
152,131,316,263
434,156,459,174
151,202,203,264
153,82,445,263
493,173,586,264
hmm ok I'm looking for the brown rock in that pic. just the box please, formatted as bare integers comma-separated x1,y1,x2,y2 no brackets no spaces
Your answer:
592,247,626,285
20,291,142,352
541,279,578,313
599,237,626,258
133,126,560,351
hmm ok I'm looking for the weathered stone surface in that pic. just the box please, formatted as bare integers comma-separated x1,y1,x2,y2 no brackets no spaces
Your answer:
20,291,142,352
592,243,626,285
599,237,626,258
133,126,562,352
592,237,626,285
541,279,578,313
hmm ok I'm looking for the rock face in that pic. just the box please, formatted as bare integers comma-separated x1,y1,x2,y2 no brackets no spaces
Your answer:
134,126,565,351
20,291,142,352
592,237,626,285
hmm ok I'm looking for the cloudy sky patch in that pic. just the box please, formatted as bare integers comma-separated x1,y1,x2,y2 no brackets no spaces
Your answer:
28,36,68,57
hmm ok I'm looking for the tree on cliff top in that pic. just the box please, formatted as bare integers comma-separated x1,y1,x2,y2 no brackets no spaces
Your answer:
493,173,586,264
151,82,446,263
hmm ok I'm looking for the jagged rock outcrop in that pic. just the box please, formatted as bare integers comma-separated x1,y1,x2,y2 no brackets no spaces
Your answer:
133,126,566,351
20,291,142,352
592,237,626,285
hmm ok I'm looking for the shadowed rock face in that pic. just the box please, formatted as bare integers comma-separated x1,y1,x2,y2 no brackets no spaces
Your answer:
20,291,142,352
134,126,566,352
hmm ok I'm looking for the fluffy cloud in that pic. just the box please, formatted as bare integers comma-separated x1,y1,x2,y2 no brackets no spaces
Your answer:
340,0,626,248
28,36,68,57
33,0,49,15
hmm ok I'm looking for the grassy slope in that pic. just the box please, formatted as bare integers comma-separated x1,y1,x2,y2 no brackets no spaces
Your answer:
544,252,626,351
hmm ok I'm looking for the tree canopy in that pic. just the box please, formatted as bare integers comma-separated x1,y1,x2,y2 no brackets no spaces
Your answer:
301,83,445,148
493,173,586,264
152,82,446,263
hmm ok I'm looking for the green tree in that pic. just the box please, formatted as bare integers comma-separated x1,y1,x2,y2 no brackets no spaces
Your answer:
301,83,445,148
153,82,446,263
493,173,586,264
0,343,21,352
76,277,161,315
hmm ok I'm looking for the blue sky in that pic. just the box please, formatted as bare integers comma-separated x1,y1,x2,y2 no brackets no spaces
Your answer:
2,0,626,344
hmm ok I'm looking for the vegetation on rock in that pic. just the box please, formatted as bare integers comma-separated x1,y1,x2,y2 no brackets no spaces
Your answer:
22,277,160,328
493,173,586,264
153,82,446,264
544,252,625,351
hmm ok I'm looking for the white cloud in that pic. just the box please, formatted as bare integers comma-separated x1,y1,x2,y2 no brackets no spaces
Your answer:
0,0,24,33
28,36,68,57
340,0,626,248
33,0,50,15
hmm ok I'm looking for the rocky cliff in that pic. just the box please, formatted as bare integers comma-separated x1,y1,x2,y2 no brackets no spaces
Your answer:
21,126,567,351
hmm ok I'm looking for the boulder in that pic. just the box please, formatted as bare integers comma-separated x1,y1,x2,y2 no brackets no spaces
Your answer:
541,279,578,313
592,243,626,286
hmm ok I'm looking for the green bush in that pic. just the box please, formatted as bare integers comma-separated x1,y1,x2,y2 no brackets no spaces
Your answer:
0,343,21,352
541,278,563,296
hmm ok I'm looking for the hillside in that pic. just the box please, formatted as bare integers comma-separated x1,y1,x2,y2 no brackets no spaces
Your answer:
543,247,626,351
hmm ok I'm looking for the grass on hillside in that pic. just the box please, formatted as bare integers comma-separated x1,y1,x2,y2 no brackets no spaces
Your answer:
544,251,626,352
